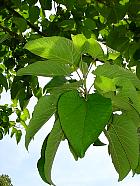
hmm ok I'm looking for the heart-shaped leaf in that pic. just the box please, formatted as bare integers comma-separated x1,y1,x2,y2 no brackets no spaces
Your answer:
58,90,112,157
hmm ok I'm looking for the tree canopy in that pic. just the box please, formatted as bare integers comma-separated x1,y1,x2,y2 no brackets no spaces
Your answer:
0,0,140,185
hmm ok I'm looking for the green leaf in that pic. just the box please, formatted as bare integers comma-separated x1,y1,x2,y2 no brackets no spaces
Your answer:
49,80,82,94
37,119,63,185
43,76,67,93
16,130,22,144
114,78,140,114
135,156,140,174
39,0,52,10
68,142,78,161
17,60,73,77
44,119,64,185
95,76,116,93
106,114,139,181
13,17,27,32
93,138,106,146
72,34,104,60
60,20,76,31
0,34,9,44
37,135,49,184
25,95,59,149
0,73,8,91
58,90,112,157
83,18,96,30
25,36,80,64
94,63,140,90
29,6,40,23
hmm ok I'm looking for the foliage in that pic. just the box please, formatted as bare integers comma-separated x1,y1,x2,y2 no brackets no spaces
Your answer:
1,0,140,185
0,175,13,186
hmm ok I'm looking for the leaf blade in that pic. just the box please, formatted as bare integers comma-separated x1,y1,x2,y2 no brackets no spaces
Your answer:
107,115,139,181
25,95,58,149
25,36,80,64
58,90,112,157
17,60,73,77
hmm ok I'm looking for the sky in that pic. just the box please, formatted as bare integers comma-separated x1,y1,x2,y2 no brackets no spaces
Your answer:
0,75,140,186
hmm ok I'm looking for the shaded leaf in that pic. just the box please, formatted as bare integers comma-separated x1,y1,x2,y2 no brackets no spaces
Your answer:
93,138,106,146
106,114,139,181
0,73,8,91
44,119,64,185
25,95,58,149
37,119,64,185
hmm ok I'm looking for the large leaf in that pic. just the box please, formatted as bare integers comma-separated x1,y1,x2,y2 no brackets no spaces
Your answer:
94,63,140,90
37,119,64,186
58,90,112,157
25,36,80,64
107,114,139,181
25,95,59,149
17,60,73,77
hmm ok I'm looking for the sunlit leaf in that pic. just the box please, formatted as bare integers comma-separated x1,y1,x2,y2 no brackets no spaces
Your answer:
58,90,112,157
25,36,80,64
17,60,73,77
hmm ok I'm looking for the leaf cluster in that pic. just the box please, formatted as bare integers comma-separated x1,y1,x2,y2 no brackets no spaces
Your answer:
1,0,140,184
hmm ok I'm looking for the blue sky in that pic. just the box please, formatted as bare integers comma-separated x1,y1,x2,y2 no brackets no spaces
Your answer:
0,77,140,186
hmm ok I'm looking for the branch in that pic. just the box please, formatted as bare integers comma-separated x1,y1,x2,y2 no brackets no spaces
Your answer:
7,7,48,37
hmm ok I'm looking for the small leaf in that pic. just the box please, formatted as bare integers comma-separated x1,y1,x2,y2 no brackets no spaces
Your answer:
25,36,80,65
25,95,59,149
106,114,139,181
58,90,112,157
93,138,106,146
16,130,22,144
29,6,40,23
17,60,73,77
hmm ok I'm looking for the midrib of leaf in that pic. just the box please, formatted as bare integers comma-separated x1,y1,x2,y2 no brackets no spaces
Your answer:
82,103,88,156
